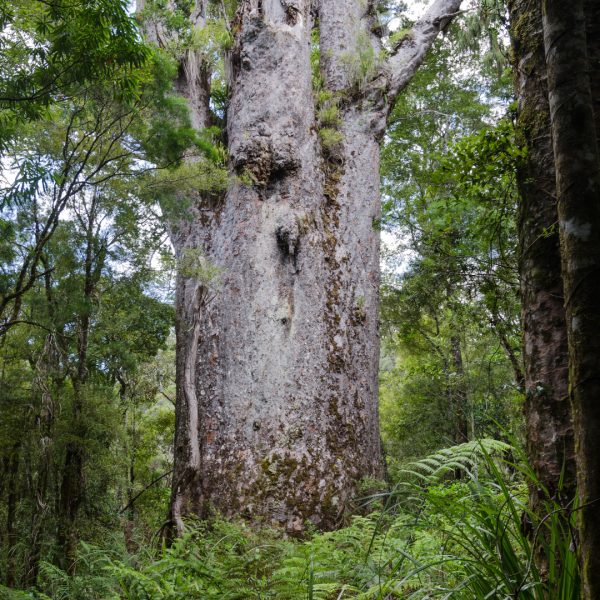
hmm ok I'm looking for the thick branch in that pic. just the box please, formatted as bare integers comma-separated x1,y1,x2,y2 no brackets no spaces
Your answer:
385,0,462,105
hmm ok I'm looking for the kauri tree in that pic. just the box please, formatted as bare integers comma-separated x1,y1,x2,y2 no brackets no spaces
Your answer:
138,0,463,534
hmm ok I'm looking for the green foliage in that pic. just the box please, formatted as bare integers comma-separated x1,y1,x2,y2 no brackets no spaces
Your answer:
138,160,229,223
0,0,151,148
190,18,233,54
311,30,346,154
340,31,380,92
397,439,511,483
450,0,511,84
316,104,341,128
318,127,344,151
37,543,120,600
137,1,232,75
0,95,178,579
380,34,521,464
177,248,223,288
5,443,578,599
385,443,579,599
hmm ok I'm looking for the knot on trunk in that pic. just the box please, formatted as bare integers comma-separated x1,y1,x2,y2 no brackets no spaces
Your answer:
280,0,300,25
232,134,300,185
276,218,300,258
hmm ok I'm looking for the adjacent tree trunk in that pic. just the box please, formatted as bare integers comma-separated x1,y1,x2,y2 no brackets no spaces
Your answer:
4,443,20,587
155,0,462,534
586,0,600,147
24,335,57,586
449,334,470,445
57,194,105,572
508,0,576,518
542,0,600,596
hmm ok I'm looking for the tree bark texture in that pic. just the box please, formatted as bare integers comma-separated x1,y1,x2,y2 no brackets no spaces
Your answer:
156,0,462,533
508,0,576,517
542,0,600,595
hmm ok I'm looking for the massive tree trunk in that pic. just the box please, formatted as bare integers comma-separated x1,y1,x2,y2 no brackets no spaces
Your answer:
150,0,461,534
508,0,576,518
542,0,600,595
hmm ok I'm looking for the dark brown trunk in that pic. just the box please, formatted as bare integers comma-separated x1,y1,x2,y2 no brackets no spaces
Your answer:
450,335,469,444
542,0,600,595
5,444,20,587
585,0,600,147
509,0,576,519
57,435,84,574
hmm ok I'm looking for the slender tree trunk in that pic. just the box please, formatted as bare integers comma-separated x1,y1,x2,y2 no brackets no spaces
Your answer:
5,443,20,587
508,0,576,521
149,0,462,533
124,452,136,553
542,0,600,596
57,195,105,572
57,312,90,570
483,283,525,391
449,335,469,445
24,335,57,586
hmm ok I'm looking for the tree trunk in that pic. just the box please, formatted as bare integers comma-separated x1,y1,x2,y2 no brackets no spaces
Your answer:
585,0,599,148
542,0,600,596
157,0,462,534
24,335,57,586
449,334,469,445
508,0,576,518
57,194,105,572
5,443,20,587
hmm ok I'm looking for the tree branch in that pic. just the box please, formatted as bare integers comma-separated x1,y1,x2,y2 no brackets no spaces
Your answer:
119,469,174,515
385,0,463,106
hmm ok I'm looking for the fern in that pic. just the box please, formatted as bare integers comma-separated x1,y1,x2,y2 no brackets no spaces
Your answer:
378,441,579,599
397,439,511,485
6,442,578,600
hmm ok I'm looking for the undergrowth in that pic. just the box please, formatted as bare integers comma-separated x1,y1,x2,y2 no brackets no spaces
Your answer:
2,440,579,599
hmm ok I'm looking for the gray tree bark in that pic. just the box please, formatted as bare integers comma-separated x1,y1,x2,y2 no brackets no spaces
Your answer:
146,0,462,534
542,0,600,595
